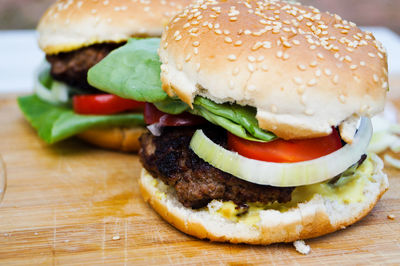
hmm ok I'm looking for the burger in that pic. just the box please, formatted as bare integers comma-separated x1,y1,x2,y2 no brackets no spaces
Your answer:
89,0,389,244
18,0,190,152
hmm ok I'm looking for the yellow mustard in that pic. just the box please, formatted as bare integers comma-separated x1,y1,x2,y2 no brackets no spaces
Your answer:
215,156,375,226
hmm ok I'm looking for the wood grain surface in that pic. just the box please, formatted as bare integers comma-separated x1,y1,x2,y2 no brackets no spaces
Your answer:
0,94,399,265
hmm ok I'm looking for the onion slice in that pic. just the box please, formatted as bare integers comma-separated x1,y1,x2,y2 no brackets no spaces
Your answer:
190,117,372,187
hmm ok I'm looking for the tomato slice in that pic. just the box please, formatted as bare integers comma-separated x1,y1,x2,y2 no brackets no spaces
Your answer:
228,129,343,163
73,94,145,115
144,103,205,126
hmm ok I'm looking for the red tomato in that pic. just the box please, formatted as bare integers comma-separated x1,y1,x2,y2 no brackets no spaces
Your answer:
228,129,342,163
73,94,145,115
144,103,205,126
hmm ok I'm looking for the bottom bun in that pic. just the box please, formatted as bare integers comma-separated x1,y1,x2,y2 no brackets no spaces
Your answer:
139,154,388,244
77,127,147,152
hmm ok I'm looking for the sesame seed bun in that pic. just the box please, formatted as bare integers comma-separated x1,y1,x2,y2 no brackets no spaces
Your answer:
159,0,388,140
38,0,191,54
139,153,388,244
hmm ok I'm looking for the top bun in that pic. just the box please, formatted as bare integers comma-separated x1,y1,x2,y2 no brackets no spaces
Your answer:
38,0,191,54
159,0,388,140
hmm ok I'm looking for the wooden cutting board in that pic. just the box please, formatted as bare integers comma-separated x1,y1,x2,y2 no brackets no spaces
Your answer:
0,95,399,265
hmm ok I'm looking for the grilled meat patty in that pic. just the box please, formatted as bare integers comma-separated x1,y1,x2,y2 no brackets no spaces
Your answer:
139,125,294,209
46,43,123,91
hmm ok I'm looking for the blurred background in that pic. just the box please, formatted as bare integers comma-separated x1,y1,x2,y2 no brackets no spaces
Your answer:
1,0,399,33
0,0,399,94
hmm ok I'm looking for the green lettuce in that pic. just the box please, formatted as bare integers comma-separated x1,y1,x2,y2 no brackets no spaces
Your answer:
88,38,167,102
18,95,144,144
191,97,275,141
88,38,276,142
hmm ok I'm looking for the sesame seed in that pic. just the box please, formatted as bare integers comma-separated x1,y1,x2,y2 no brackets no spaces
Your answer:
223,30,230,35
193,47,199,55
224,37,233,43
257,56,265,62
261,65,269,71
227,54,237,61
350,64,358,70
344,55,352,62
307,79,317,86
360,61,366,66
310,61,318,67
234,40,242,46
315,69,321,77
252,42,263,50
283,41,292,48
183,23,190,29
317,53,324,59
263,41,272,48
175,35,182,41
293,77,303,85
324,68,332,76
292,40,300,45
192,41,200,47
196,63,201,72
215,29,222,35
248,63,255,72
388,214,396,220
247,56,256,63
298,64,307,71
248,85,256,91
276,51,283,58
373,74,379,83
333,75,339,84
185,54,192,62
382,82,388,89
368,53,376,58
283,53,290,60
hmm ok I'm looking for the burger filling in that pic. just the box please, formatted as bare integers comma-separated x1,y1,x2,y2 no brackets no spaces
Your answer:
17,40,149,144
46,43,123,92
139,125,294,209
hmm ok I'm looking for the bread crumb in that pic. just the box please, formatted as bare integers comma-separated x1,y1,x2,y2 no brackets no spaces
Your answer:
112,235,120,240
387,214,395,220
293,240,311,255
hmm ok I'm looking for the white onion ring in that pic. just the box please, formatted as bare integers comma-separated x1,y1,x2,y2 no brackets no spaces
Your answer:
34,61,69,105
190,117,372,187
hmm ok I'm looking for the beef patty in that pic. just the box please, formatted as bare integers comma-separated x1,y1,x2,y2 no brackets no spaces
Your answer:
139,125,294,209
46,43,123,91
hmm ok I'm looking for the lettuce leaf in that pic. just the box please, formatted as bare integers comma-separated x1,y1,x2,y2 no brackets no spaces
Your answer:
87,38,167,102
18,95,144,144
192,97,276,142
87,38,275,142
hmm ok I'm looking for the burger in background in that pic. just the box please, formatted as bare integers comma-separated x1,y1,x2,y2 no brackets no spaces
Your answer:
87,0,389,244
18,0,190,152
